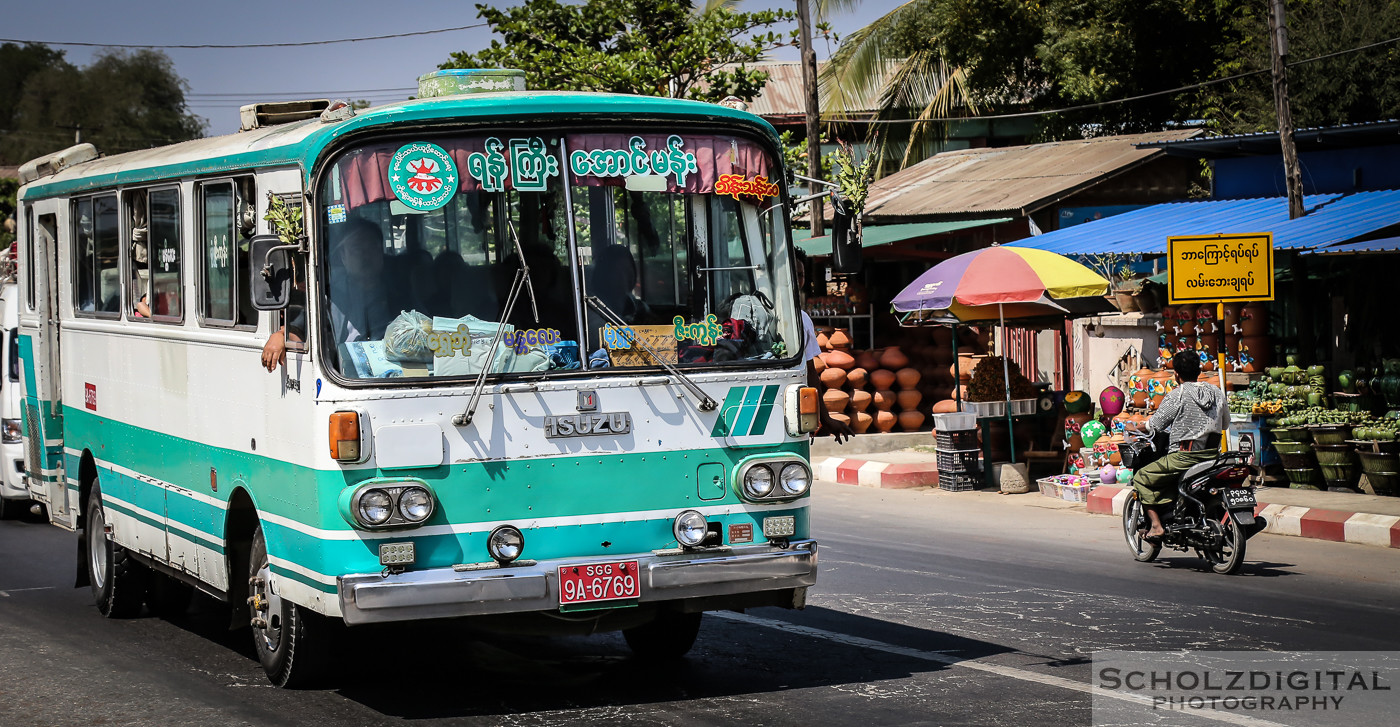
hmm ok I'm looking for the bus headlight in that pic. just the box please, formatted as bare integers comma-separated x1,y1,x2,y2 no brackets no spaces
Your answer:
673,510,708,547
779,463,812,496
743,464,775,498
357,489,393,525
1,419,20,444
487,525,524,563
398,486,433,522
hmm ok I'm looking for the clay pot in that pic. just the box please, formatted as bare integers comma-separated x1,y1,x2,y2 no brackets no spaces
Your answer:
819,367,847,389
824,350,855,370
873,390,897,411
1222,302,1244,332
817,324,834,337
1063,410,1093,450
874,410,897,433
1238,302,1268,336
854,350,880,371
1160,305,1176,323
879,346,910,370
895,368,921,389
816,332,830,351
846,367,868,390
932,399,959,414
870,369,897,391
1239,336,1270,372
811,354,827,373
823,389,850,413
852,411,873,434
896,389,923,411
828,328,852,350
956,354,983,382
829,412,851,429
849,389,873,413
898,410,926,432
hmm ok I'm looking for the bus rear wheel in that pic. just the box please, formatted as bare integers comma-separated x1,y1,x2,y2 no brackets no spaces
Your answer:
623,609,702,661
248,523,332,687
86,484,148,618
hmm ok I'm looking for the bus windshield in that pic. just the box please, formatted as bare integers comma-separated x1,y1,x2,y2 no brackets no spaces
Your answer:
315,130,800,381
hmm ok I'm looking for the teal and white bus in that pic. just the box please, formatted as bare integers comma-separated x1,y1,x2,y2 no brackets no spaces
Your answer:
14,69,820,686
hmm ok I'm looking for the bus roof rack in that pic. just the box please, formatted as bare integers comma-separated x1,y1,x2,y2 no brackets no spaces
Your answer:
18,143,98,185
239,99,331,131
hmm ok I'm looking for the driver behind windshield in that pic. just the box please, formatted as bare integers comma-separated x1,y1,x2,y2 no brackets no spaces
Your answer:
1129,349,1228,541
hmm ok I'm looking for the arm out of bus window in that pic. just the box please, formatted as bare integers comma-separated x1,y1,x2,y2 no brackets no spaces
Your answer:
807,358,853,444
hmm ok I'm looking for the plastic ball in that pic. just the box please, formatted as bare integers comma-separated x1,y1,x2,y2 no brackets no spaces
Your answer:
1117,468,1134,484
1100,465,1117,484
1063,390,1093,413
1080,420,1106,447
1098,386,1126,417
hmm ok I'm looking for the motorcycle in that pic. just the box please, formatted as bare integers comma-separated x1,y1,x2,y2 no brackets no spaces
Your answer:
1118,429,1267,574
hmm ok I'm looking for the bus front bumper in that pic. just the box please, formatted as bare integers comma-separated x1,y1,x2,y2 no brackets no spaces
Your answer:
337,539,817,625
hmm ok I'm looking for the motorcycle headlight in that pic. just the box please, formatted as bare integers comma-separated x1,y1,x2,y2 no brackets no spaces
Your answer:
673,510,708,547
398,486,433,523
779,463,811,496
743,464,775,498
357,489,393,526
487,525,524,563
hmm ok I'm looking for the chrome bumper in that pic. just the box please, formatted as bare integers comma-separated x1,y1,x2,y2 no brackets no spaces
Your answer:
338,539,817,625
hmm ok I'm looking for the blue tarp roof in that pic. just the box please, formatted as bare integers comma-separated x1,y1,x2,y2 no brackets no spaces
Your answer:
1007,189,1400,255
1305,235,1400,255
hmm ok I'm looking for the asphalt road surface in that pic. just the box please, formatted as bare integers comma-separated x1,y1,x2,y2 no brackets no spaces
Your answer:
3,483,1398,727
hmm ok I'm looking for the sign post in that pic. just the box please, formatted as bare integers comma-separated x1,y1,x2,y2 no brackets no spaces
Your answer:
1167,233,1275,448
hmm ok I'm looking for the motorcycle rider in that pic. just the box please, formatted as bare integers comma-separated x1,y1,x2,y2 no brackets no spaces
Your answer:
1128,350,1228,541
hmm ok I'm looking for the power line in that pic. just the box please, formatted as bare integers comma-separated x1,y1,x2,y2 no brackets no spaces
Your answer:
827,34,1400,126
0,22,487,49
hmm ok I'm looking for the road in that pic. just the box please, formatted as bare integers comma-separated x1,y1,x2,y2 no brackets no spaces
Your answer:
2,483,1399,726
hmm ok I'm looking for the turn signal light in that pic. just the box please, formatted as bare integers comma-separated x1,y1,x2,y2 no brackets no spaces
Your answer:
329,411,360,462
785,385,820,436
798,387,818,415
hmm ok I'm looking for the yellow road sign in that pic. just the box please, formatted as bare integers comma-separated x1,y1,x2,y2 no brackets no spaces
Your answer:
1167,233,1274,304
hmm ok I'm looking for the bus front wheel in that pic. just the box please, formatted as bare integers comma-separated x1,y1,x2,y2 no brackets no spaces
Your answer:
623,609,702,660
248,523,332,687
85,484,148,618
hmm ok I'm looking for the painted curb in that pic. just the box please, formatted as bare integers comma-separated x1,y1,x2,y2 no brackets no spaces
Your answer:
814,457,940,489
1085,485,1400,549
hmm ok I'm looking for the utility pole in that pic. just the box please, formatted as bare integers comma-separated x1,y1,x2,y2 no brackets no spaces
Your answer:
1269,0,1305,219
796,0,824,236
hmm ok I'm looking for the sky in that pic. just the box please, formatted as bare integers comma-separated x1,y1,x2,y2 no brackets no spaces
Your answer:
3,0,909,137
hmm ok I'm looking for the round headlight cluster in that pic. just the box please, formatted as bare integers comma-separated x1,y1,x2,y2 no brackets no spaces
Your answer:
779,463,812,496
743,464,775,498
488,525,524,563
673,510,708,547
354,485,435,528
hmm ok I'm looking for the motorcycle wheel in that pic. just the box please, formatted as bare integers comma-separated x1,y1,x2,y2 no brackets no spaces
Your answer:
1205,509,1247,575
1122,491,1160,563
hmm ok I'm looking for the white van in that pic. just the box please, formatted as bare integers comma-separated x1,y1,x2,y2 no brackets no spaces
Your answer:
0,280,27,519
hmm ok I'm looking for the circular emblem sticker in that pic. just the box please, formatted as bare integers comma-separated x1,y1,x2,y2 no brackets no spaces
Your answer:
389,142,458,211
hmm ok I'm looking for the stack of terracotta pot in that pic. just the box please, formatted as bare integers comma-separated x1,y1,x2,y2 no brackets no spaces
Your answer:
1158,302,1269,373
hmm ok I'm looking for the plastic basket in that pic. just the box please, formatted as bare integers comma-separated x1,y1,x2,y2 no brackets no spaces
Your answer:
938,471,981,491
935,448,981,473
1008,398,1038,416
963,400,1006,419
934,429,980,450
932,412,977,431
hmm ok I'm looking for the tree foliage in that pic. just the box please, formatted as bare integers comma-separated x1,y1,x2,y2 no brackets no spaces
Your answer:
441,0,796,103
0,45,205,165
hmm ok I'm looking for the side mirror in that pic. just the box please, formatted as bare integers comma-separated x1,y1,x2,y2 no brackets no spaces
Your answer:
830,199,862,275
248,235,294,311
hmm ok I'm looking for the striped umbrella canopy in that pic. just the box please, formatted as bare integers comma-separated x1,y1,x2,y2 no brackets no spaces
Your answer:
892,244,1110,317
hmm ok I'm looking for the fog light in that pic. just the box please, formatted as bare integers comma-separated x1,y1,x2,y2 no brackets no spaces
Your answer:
674,510,708,547
763,516,795,538
357,489,392,525
488,525,524,563
743,464,775,498
779,463,811,496
379,541,415,566
398,486,433,522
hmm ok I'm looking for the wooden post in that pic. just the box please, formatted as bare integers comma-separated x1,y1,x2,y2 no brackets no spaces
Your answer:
796,0,824,236
1269,0,1305,219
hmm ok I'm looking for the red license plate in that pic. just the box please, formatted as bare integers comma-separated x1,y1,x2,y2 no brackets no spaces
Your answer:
557,560,640,605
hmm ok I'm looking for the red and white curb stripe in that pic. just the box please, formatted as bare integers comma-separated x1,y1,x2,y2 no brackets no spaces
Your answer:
814,457,941,489
1087,485,1400,549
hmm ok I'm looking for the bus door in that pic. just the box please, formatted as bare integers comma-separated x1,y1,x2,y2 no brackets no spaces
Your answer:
22,206,71,528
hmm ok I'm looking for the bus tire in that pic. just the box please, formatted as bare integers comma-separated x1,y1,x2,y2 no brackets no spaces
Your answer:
249,523,331,688
86,484,148,618
623,609,702,660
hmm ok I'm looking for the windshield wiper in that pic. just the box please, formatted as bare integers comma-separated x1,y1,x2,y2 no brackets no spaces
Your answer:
585,295,717,412
453,218,539,427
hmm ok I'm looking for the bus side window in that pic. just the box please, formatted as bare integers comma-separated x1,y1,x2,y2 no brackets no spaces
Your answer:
73,194,121,317
124,189,150,319
148,189,182,320
199,181,254,328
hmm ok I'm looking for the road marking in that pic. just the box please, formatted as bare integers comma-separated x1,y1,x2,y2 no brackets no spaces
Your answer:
715,611,1287,727
0,586,54,597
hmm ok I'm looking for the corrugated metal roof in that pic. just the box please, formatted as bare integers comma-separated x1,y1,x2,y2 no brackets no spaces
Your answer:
1008,189,1400,255
728,61,887,119
859,130,1202,223
794,218,1010,256
1305,235,1400,255
1138,119,1400,158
